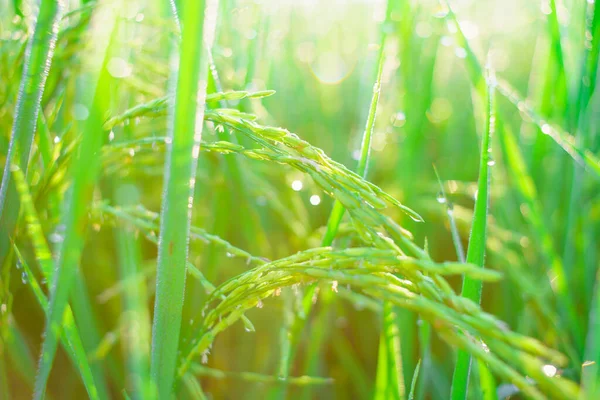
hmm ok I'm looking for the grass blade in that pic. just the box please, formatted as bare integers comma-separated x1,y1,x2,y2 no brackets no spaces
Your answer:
13,245,101,399
11,160,110,398
150,0,217,397
115,185,154,400
33,6,118,397
374,302,406,400
408,359,421,400
0,0,63,266
450,66,496,400
498,122,582,351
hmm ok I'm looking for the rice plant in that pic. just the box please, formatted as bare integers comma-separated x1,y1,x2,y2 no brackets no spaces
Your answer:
1,0,599,399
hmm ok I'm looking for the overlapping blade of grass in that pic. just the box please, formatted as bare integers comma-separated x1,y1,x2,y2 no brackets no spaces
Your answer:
441,0,600,180
450,66,496,400
149,0,217,397
113,185,154,399
498,121,582,353
33,5,118,398
529,0,568,172
562,0,600,323
443,0,585,358
0,0,63,266
496,80,600,179
11,161,111,398
13,245,100,399
14,135,111,390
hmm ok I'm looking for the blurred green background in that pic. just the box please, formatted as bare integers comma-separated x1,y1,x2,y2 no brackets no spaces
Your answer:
1,0,599,398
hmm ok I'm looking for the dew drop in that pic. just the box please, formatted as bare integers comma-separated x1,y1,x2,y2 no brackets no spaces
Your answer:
310,195,321,205
409,214,422,222
542,364,557,377
436,191,447,204
391,111,406,127
440,36,452,47
455,47,468,59
49,232,64,243
291,180,303,191
541,124,551,135
487,158,496,166
21,271,28,284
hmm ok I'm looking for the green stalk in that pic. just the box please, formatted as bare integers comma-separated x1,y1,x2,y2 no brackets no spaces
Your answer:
33,7,118,398
561,0,600,332
450,70,495,400
11,161,109,398
582,274,600,398
374,302,406,400
150,0,216,397
408,360,421,400
13,245,100,399
5,317,35,388
115,185,154,399
0,0,62,266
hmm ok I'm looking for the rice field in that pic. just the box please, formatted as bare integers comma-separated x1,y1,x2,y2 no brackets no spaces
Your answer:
0,0,599,399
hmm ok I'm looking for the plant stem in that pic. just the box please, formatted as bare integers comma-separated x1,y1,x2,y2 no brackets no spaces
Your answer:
150,0,217,397
450,68,495,400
